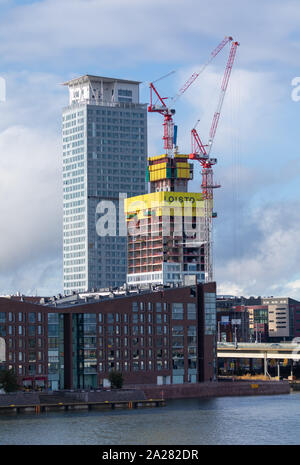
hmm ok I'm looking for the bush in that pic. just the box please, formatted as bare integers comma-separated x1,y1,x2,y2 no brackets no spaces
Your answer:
108,370,124,389
0,369,20,393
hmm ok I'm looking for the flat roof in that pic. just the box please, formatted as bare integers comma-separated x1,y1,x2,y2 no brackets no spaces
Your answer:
62,74,141,86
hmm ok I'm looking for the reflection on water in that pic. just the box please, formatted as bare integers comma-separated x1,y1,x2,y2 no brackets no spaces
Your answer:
0,394,299,445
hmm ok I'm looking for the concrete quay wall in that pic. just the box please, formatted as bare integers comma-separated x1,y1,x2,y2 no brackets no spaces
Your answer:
63,389,146,402
0,382,290,410
0,392,40,406
130,381,291,400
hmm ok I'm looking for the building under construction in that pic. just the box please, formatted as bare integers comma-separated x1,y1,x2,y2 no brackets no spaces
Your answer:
125,153,206,286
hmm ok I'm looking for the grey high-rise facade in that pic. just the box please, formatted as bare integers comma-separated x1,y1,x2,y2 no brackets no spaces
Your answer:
62,75,147,294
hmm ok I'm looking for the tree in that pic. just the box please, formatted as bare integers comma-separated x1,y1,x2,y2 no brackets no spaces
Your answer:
108,370,124,389
0,369,20,393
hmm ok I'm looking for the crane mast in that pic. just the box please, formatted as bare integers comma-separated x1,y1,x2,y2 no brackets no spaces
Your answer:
147,36,239,285
189,39,239,282
148,36,234,157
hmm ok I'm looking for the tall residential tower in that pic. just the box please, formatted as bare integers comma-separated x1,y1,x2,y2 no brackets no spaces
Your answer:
62,75,147,294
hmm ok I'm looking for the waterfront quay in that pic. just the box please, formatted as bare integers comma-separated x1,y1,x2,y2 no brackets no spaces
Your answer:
0,388,165,414
0,380,290,416
0,399,165,414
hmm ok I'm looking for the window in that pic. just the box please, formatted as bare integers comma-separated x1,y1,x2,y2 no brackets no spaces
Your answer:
204,293,216,335
84,313,96,324
133,361,139,371
0,312,6,323
28,313,36,323
29,351,36,362
157,337,163,347
107,325,114,335
48,313,59,323
172,303,184,320
187,326,197,346
157,360,163,371
107,313,114,323
187,303,196,319
28,326,34,336
118,89,132,97
172,326,184,347
132,302,138,312
29,364,36,375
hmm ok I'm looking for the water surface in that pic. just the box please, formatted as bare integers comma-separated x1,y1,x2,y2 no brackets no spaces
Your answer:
0,393,299,445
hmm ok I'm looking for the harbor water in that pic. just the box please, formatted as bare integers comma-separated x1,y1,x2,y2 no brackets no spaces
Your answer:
0,393,299,445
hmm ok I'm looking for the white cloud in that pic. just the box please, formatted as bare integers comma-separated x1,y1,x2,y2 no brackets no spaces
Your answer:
0,125,62,294
214,201,300,299
0,0,300,68
0,70,67,295
0,257,62,297
173,64,286,159
0,70,65,132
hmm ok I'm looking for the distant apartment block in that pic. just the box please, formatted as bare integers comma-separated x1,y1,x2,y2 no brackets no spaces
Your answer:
247,305,268,342
62,75,148,294
216,295,300,343
216,305,249,343
262,297,300,341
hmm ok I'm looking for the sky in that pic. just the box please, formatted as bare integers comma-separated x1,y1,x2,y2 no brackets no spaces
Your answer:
1,0,300,298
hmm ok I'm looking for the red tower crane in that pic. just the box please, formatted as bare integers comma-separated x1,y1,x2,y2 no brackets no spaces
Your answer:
148,36,233,155
189,39,240,282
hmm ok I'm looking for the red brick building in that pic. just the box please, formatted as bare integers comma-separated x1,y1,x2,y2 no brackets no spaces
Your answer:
0,283,216,390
